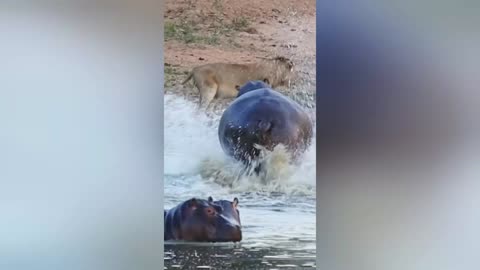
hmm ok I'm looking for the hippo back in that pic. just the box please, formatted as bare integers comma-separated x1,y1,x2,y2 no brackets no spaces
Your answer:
219,88,313,163
237,80,271,97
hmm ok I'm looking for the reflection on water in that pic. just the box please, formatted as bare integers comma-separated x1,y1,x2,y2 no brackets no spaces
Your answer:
165,243,316,269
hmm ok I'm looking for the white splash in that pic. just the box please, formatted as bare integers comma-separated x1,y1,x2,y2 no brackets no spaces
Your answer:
164,93,316,196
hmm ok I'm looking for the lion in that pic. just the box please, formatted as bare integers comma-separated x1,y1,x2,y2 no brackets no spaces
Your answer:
182,56,295,110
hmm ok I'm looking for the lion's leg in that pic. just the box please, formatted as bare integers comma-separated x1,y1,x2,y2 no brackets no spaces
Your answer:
199,84,217,110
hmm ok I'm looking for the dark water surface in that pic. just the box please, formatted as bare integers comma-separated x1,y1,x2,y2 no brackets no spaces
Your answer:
165,243,316,269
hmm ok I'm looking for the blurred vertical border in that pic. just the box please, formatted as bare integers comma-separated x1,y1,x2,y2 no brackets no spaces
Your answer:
0,1,164,270
316,1,479,270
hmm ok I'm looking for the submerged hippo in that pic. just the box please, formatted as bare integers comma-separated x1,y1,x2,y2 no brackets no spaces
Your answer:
218,80,313,171
164,196,242,242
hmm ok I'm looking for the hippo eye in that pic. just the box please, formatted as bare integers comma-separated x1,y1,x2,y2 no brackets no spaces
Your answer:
206,207,215,216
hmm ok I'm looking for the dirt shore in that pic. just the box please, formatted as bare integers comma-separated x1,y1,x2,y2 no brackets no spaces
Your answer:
164,0,316,113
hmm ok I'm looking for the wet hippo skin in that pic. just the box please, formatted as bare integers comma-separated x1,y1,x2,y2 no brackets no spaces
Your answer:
164,197,242,242
218,80,313,172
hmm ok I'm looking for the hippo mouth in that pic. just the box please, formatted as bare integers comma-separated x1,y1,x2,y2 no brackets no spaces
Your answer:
213,215,242,242
213,225,242,242
184,224,242,243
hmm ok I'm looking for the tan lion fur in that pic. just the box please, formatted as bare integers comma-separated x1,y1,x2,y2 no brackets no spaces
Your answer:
182,56,295,109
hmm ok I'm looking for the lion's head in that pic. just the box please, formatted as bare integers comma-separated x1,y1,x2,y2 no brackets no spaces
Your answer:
260,56,295,88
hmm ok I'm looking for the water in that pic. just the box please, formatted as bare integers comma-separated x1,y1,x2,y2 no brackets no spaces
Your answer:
164,94,316,269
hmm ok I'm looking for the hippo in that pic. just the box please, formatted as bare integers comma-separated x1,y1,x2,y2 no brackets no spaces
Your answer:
236,80,271,97
218,80,313,172
164,196,242,242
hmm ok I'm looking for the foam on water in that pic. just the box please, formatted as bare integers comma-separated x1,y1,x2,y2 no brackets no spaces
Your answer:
164,93,316,196
199,142,316,195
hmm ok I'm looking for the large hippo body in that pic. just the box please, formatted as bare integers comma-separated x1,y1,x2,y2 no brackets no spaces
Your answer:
164,197,242,242
218,81,313,169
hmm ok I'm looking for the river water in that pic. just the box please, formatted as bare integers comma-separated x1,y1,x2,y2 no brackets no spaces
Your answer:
164,94,316,269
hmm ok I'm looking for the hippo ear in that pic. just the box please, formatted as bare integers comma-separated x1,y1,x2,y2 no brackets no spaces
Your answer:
208,196,213,203
232,197,239,208
187,198,198,209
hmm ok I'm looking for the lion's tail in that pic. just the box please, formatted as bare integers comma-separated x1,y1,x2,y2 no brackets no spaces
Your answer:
182,71,193,85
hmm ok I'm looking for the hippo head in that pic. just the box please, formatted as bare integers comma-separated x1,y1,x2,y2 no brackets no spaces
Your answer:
180,197,242,242
237,80,271,98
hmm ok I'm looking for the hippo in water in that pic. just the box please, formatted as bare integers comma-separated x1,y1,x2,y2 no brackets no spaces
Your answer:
164,196,242,242
218,80,313,172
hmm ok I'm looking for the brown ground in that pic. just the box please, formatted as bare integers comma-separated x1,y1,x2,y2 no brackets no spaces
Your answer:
164,0,316,114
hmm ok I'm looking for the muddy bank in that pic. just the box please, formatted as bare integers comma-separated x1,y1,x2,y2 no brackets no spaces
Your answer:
164,0,316,114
